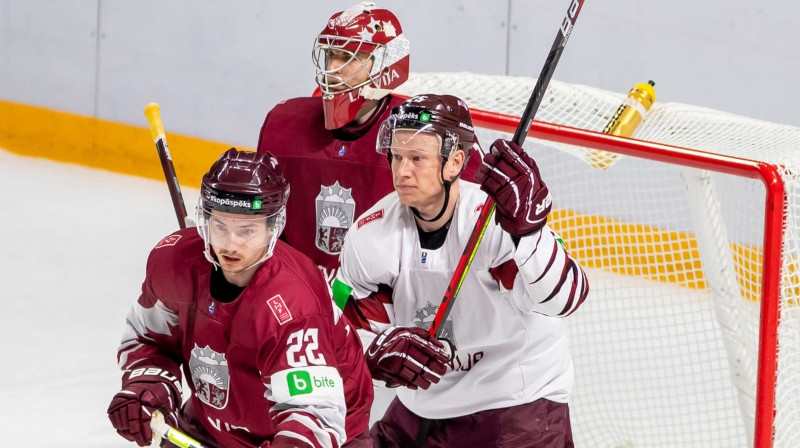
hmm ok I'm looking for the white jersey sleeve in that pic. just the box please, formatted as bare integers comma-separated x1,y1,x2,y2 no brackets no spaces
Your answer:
508,226,589,316
336,182,589,418
335,194,408,335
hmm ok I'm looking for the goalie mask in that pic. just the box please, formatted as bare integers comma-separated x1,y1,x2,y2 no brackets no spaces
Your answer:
197,148,290,269
313,2,410,129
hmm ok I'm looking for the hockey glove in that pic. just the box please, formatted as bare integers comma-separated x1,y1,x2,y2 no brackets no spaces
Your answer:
107,366,181,447
365,326,451,390
477,139,552,237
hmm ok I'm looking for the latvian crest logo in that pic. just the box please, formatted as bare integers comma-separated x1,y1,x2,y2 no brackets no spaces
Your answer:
189,344,230,410
414,301,456,347
315,181,355,254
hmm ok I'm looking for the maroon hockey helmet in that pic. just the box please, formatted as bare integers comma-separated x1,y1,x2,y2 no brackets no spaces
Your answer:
313,2,410,129
197,148,290,264
377,94,476,163
199,148,290,216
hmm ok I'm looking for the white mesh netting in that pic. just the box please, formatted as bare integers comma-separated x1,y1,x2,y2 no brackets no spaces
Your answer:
397,72,800,447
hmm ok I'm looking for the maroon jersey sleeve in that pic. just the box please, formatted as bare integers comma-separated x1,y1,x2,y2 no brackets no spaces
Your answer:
116,229,199,382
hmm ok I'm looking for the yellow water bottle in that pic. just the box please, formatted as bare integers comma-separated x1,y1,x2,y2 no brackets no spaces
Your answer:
589,80,656,169
603,80,656,136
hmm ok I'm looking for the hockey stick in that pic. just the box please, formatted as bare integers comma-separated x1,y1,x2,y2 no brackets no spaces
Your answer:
151,410,209,448
144,103,192,229
429,0,586,338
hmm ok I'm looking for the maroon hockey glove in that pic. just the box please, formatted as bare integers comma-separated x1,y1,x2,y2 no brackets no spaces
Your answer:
365,326,451,390
107,367,181,447
476,139,552,237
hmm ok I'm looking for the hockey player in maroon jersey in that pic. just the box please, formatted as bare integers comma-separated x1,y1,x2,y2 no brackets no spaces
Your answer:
256,2,480,285
333,94,590,447
107,149,373,448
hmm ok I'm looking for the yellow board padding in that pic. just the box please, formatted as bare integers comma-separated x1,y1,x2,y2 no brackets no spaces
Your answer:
4,100,793,303
0,100,248,190
550,209,770,303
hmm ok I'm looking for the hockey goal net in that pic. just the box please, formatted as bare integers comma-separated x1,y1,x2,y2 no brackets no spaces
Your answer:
397,72,800,448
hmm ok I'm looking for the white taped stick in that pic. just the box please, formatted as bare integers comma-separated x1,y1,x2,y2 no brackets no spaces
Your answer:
150,410,209,448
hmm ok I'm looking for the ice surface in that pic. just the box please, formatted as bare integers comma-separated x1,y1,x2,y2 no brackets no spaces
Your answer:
0,149,199,447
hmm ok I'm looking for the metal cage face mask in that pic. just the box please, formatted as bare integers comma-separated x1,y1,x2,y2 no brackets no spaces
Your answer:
312,2,409,97
312,36,384,95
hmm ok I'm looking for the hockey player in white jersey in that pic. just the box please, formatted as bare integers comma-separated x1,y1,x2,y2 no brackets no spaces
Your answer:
332,94,589,447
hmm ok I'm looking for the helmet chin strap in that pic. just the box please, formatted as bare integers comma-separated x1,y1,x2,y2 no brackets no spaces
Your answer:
411,163,452,223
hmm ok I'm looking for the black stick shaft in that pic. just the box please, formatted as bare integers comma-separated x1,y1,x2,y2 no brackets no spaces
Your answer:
513,0,585,145
429,0,586,338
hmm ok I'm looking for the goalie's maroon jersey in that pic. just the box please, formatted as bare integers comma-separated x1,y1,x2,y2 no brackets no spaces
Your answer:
257,95,481,284
117,228,372,447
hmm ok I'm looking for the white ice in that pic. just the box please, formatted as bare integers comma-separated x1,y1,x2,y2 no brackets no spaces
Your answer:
0,148,200,447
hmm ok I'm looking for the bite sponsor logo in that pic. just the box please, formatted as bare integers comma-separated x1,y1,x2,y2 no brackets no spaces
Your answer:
287,370,338,396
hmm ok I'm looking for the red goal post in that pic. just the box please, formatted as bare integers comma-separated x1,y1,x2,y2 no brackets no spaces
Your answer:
396,72,799,447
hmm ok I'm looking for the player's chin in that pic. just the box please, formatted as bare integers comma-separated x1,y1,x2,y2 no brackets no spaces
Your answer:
397,196,423,210
395,187,417,202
